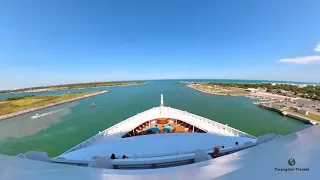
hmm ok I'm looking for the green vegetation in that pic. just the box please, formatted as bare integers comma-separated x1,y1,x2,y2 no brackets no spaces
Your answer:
0,81,145,94
224,88,250,95
200,82,320,100
6,95,35,101
285,109,320,122
192,84,249,95
0,92,98,117
60,81,145,89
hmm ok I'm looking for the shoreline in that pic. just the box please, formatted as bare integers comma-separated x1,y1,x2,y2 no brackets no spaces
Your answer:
257,103,319,125
186,84,246,96
0,91,107,121
17,83,146,93
187,83,319,124
100,82,147,87
0,82,146,94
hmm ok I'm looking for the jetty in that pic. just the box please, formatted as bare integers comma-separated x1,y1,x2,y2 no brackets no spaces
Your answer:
284,111,318,125
0,91,107,121
257,103,283,114
253,101,319,125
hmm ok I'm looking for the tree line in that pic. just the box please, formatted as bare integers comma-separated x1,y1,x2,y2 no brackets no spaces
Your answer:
6,95,35,101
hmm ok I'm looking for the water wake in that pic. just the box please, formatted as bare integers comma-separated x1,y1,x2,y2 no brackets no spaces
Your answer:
31,109,64,119
0,102,79,140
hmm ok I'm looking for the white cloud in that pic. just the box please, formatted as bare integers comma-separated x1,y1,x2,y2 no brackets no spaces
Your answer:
278,43,320,64
278,56,320,64
315,44,320,52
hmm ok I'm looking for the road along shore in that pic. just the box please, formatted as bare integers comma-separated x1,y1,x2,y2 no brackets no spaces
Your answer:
0,91,107,121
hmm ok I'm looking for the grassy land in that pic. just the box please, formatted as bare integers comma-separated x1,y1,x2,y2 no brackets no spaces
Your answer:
57,81,145,89
193,84,249,95
0,92,98,116
223,88,250,95
285,109,320,122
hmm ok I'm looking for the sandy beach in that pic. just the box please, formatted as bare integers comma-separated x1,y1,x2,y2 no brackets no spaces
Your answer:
0,91,107,121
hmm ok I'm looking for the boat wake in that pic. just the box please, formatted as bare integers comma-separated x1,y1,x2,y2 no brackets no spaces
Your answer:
31,109,63,119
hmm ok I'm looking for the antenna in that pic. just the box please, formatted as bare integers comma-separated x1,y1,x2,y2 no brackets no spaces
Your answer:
160,94,164,107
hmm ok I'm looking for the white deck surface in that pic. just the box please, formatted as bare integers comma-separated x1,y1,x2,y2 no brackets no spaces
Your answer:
1,125,319,180
61,105,256,155
102,106,255,138
59,133,256,160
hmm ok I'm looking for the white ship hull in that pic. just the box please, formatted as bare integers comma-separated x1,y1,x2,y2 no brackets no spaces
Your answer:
1,94,319,179
52,94,257,167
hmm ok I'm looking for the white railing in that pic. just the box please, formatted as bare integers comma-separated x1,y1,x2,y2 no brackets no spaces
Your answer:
166,107,256,139
60,108,156,155
131,148,213,159
131,141,255,159
56,141,256,165
60,106,256,156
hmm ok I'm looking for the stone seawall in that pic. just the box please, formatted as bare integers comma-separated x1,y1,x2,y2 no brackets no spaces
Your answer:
256,104,318,125
0,91,107,121
285,112,318,125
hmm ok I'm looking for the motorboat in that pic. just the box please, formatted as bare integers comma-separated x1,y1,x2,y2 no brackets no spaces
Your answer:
31,113,41,119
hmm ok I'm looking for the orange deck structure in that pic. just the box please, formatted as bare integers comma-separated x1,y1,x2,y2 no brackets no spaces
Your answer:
122,118,206,138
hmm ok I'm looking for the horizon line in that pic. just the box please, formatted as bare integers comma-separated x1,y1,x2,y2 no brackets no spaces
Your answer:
1,78,319,91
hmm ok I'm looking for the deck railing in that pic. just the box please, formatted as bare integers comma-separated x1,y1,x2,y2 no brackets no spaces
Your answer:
131,141,255,159
57,141,255,165
172,108,257,139
60,107,256,156
129,148,213,159
60,108,156,155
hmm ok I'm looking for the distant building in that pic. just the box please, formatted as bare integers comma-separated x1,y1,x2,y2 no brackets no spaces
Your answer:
246,88,257,92
297,84,307,88
297,109,308,115
290,106,300,111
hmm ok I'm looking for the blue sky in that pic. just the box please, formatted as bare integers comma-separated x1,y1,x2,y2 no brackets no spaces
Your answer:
1,0,320,89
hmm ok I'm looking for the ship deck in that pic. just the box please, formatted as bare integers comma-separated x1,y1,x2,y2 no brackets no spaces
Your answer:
58,133,257,160
122,118,206,138
60,105,257,156
2,125,319,180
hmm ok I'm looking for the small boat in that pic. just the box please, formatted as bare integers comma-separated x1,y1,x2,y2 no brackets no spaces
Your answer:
31,114,40,119
90,103,97,107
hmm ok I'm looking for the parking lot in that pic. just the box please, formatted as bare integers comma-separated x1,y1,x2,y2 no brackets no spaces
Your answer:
251,91,320,114
293,99,320,114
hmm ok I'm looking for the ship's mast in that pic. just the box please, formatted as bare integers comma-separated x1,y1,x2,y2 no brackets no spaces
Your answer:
160,94,164,107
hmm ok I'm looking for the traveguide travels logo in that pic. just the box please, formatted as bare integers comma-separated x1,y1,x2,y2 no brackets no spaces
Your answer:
288,158,296,166
274,158,310,172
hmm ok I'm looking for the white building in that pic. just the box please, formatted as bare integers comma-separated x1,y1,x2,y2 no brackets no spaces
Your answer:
246,88,257,92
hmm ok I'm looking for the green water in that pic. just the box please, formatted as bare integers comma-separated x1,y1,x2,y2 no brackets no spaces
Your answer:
0,80,304,157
